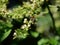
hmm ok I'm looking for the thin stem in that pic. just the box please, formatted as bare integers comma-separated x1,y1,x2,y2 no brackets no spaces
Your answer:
44,0,56,34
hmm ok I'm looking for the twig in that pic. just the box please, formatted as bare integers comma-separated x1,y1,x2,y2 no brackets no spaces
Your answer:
44,0,56,34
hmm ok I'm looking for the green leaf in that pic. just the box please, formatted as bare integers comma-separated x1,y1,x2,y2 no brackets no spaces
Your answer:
49,37,58,45
30,31,39,38
0,20,12,42
38,38,49,45
0,30,11,42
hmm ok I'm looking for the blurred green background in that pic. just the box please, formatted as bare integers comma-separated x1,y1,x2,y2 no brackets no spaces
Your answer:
0,0,60,45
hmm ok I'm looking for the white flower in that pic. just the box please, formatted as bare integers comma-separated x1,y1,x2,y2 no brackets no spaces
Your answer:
30,0,33,2
21,24,27,29
13,32,16,36
28,24,31,27
24,24,27,27
23,18,27,23
33,0,36,3
24,18,27,21
41,0,44,2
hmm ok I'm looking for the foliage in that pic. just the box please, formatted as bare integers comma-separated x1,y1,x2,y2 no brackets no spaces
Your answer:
0,0,60,45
